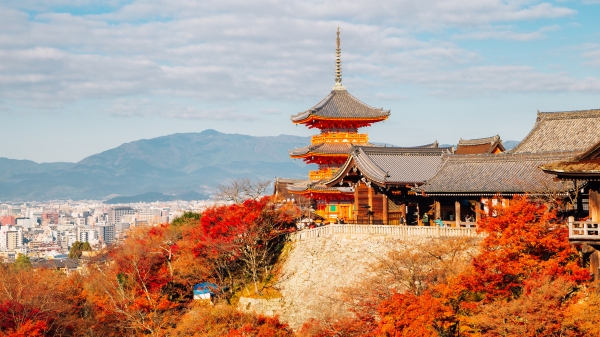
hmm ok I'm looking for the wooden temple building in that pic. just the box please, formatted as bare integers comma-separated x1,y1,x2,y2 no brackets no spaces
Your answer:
276,30,600,227
454,135,505,154
284,28,390,221
418,109,600,225
323,144,453,225
540,138,600,280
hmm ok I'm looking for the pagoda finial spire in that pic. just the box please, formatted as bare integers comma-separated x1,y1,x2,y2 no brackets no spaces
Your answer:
334,26,345,90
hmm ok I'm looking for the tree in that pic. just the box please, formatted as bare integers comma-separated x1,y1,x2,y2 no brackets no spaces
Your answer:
215,178,271,204
13,254,31,270
192,197,299,295
69,241,92,259
171,211,201,227
86,238,182,336
463,195,589,301
475,276,581,337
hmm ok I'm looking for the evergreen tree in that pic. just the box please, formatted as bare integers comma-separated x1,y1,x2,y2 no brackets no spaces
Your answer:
14,253,31,270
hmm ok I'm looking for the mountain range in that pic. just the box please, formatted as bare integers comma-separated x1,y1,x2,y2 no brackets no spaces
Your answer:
0,130,316,202
0,130,520,202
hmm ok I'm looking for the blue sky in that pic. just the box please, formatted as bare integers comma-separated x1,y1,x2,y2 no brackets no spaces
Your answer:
1,0,600,162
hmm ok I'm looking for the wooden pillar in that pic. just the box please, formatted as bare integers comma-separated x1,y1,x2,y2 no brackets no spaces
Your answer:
590,188,600,222
475,201,481,223
577,193,583,217
434,200,441,221
368,186,373,224
592,251,600,282
400,203,406,218
455,200,461,227
383,194,388,222
354,185,359,220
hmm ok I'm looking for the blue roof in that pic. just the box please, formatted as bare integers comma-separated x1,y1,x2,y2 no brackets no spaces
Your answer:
193,282,221,295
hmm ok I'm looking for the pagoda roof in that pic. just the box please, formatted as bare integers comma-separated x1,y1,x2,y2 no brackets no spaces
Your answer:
325,145,453,187
287,178,353,193
291,89,390,123
420,151,577,195
511,109,600,154
455,135,505,155
290,142,378,157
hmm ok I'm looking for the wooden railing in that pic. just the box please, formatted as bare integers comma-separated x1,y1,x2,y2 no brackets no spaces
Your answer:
292,224,480,241
568,217,600,240
309,168,339,180
311,133,369,144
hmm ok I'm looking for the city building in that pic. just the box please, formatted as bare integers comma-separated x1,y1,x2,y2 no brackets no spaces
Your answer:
108,206,135,224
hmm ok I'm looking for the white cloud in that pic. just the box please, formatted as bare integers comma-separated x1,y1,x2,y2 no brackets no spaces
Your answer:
105,99,257,120
454,24,561,41
260,108,282,115
0,0,594,116
581,50,600,67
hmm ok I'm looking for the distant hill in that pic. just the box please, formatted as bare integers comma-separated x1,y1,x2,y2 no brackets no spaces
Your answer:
503,140,519,150
0,131,523,202
0,130,316,202
104,191,209,204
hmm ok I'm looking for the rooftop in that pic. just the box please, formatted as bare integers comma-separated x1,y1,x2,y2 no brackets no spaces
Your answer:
325,145,453,186
290,89,390,124
511,109,600,154
455,135,504,155
420,151,578,195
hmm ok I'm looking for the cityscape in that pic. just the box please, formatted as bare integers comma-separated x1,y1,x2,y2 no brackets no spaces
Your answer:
0,200,218,264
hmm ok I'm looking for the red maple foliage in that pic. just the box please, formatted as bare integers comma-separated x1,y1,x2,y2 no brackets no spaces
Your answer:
463,195,590,301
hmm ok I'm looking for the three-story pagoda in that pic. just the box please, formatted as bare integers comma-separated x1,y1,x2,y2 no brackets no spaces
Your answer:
288,28,390,221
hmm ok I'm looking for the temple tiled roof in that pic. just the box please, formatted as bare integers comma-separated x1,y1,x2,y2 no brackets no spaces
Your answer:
540,140,600,176
273,178,306,199
287,178,353,193
290,142,377,157
325,145,453,186
511,109,600,153
290,89,390,122
420,151,578,194
540,158,600,174
455,135,504,155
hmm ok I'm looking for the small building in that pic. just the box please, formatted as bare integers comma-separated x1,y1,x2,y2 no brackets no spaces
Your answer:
454,135,505,155
193,282,221,300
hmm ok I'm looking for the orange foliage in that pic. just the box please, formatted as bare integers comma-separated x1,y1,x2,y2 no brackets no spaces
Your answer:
464,195,589,301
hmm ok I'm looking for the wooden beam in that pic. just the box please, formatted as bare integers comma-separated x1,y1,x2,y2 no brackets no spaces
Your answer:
591,188,600,222
455,200,461,227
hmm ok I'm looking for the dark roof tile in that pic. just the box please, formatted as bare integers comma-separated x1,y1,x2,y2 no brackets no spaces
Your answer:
291,90,390,122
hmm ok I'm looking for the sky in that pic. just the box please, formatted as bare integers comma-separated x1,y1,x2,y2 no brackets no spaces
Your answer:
2,0,600,163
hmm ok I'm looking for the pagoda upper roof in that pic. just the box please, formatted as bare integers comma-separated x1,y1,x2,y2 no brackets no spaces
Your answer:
291,89,390,123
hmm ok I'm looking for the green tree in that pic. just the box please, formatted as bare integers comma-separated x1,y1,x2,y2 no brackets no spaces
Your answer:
171,212,201,227
69,241,92,259
14,253,31,270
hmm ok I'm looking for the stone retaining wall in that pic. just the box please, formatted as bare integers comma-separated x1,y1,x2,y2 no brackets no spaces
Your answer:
238,231,473,330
